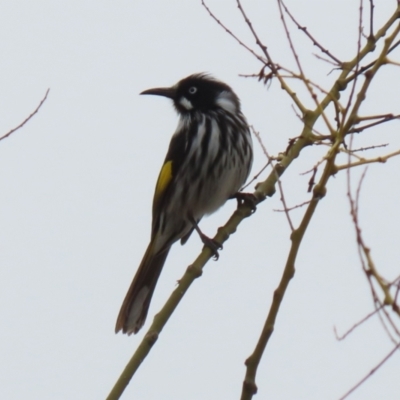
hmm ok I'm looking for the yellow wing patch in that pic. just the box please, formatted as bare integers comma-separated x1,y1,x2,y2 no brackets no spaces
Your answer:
155,160,173,198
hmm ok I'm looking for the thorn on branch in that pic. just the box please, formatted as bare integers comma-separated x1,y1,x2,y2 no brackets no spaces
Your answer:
307,167,317,192
285,136,309,155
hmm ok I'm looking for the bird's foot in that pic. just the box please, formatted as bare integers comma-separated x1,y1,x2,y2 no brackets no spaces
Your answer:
232,192,258,213
199,232,222,260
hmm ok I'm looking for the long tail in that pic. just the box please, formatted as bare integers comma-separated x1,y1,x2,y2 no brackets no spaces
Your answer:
115,242,170,335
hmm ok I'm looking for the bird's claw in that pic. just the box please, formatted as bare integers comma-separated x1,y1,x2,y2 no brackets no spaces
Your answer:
200,234,222,260
232,192,258,213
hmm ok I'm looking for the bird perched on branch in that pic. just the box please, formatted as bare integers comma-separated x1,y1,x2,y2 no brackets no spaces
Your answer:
115,73,253,335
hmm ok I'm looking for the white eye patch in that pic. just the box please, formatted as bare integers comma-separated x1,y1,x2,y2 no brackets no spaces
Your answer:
179,96,193,110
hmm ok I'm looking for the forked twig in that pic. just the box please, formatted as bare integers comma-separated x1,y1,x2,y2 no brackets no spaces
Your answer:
334,305,383,341
201,0,266,65
279,0,341,65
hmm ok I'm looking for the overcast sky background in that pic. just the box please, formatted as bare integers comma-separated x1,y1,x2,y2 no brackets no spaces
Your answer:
0,1,399,399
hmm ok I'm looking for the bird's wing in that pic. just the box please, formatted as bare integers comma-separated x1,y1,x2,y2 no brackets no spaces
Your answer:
151,129,188,235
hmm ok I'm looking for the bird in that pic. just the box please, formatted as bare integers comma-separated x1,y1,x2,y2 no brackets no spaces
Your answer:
115,73,253,335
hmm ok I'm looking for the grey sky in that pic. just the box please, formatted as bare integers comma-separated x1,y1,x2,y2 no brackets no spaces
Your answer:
0,1,399,399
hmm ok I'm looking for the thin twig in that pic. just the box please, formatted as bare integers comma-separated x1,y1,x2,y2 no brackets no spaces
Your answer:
273,200,311,213
236,0,308,114
201,1,267,65
357,113,399,121
251,126,294,231
349,114,400,133
241,161,271,191
314,53,342,67
334,306,382,341
277,0,335,134
351,143,389,153
341,0,365,133
379,305,400,342
339,342,400,400
343,30,400,86
279,0,341,65
355,167,368,215
0,89,50,142
369,0,375,38
336,149,400,171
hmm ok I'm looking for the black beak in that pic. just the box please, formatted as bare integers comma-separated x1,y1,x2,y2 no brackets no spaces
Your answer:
140,87,176,99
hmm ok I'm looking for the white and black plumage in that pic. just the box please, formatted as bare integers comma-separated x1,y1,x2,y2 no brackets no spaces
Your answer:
116,73,253,335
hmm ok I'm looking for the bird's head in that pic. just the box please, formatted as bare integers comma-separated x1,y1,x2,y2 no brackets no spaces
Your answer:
140,73,240,115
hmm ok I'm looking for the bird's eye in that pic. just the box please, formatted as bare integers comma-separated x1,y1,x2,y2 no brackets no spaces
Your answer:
188,86,197,95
